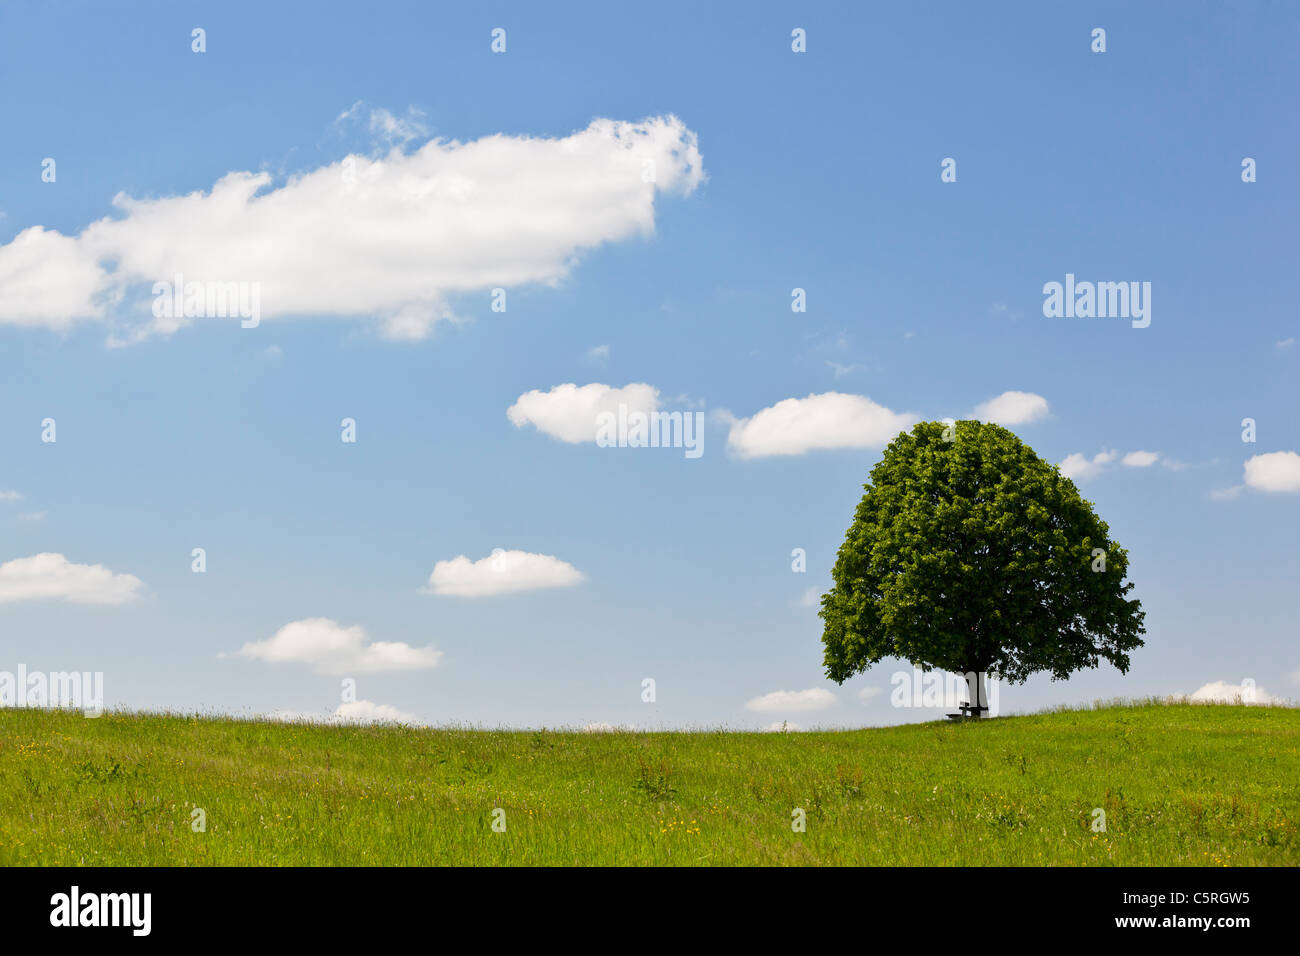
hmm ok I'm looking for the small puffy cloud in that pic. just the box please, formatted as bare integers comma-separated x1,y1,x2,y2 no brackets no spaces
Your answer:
1058,450,1118,481
1061,448,1166,480
507,382,659,443
798,586,820,608
726,393,916,459
268,699,421,725
335,700,420,723
972,390,1049,426
234,618,442,674
1188,680,1284,706
0,553,144,605
744,688,838,713
858,686,882,702
1122,450,1160,467
0,115,704,341
1243,451,1300,493
1277,337,1295,350
585,344,610,363
425,549,585,597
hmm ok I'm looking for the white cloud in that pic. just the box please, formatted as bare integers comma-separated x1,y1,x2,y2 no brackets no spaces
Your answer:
267,699,421,725
0,115,704,341
507,383,659,443
0,490,22,501
335,699,420,723
1277,337,1295,350
798,586,820,608
1058,450,1118,481
364,106,428,147
234,617,442,675
425,549,585,597
332,102,432,152
0,227,111,331
744,688,838,713
858,686,882,702
762,720,804,732
0,553,144,605
1122,450,1160,467
1188,680,1283,706
1243,451,1300,493
726,393,916,459
826,360,864,379
585,344,610,363
972,390,1049,426
1061,448,1167,480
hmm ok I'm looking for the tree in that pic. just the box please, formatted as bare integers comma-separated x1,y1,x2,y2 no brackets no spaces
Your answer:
819,420,1144,715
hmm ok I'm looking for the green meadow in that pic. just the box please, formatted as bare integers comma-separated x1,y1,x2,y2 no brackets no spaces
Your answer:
1,700,1295,866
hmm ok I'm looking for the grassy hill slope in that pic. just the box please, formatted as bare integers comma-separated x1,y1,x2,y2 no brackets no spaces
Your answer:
1,701,1296,865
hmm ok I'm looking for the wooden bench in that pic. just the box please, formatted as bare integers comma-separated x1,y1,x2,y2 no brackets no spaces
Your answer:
945,702,989,721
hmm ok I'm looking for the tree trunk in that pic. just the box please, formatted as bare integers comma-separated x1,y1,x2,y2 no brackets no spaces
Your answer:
964,670,988,717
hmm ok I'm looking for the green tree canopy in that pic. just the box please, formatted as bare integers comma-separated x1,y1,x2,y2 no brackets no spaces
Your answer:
820,420,1145,687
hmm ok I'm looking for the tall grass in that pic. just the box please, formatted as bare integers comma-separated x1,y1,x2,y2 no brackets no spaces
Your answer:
1,701,1295,865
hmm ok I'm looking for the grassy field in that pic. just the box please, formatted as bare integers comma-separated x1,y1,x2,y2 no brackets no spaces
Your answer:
1,700,1296,866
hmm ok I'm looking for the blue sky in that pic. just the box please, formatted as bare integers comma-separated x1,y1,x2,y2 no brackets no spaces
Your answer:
1,2,1297,728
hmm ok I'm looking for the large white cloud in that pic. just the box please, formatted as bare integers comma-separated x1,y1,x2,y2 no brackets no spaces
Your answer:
0,115,704,341
0,228,113,331
507,383,659,443
726,393,916,459
0,553,144,605
233,618,442,674
1243,451,1300,493
425,549,585,597
744,688,838,713
972,390,1049,426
